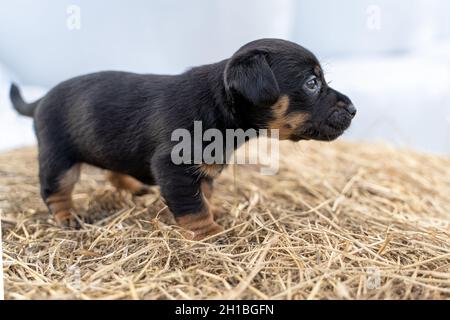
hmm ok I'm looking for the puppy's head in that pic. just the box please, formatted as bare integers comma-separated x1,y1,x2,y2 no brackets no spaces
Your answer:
224,39,356,141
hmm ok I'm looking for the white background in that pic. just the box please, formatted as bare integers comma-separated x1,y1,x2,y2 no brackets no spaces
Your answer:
0,0,449,154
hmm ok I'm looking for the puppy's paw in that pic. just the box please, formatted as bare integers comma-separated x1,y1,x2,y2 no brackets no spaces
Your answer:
132,185,152,197
184,222,225,242
54,211,81,229
175,209,226,242
108,172,151,196
195,222,225,241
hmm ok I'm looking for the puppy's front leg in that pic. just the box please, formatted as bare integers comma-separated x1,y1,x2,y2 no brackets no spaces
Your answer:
175,204,223,241
152,155,223,240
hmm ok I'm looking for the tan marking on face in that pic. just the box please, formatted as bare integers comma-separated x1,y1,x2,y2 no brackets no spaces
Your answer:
175,205,223,240
107,171,146,194
268,95,310,140
314,65,322,77
197,163,224,178
46,164,81,223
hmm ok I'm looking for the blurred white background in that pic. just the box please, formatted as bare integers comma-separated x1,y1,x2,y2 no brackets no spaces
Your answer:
0,0,449,154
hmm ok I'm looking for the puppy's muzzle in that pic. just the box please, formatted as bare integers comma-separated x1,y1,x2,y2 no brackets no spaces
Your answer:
338,101,357,118
328,100,356,129
313,98,356,141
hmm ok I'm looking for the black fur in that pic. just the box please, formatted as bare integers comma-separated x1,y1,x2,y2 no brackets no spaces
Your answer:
10,38,355,223
10,83,41,117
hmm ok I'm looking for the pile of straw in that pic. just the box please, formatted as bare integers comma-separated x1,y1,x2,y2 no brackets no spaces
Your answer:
1,141,449,299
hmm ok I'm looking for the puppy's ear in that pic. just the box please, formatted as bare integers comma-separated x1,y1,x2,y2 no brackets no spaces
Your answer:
224,49,280,108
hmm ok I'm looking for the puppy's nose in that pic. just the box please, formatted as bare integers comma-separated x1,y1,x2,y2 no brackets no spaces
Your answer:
337,101,357,118
345,103,357,117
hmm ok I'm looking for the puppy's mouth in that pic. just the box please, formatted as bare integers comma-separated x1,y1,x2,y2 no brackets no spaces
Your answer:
314,123,348,141
292,126,344,142
291,110,354,142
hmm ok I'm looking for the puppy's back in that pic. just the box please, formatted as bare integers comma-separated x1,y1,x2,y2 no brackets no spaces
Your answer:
33,71,172,172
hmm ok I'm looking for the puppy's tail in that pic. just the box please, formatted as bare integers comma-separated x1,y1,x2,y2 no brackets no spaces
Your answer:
10,83,40,117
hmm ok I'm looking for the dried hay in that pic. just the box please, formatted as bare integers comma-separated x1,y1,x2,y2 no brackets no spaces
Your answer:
1,140,449,300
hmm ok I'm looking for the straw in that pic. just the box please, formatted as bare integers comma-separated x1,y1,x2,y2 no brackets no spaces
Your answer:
1,140,449,299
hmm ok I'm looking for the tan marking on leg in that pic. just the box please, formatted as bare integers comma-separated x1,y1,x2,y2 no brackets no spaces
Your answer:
59,164,81,190
47,164,81,227
197,164,225,178
201,179,220,217
175,205,223,240
53,207,73,225
107,171,149,195
201,180,213,200
268,95,310,140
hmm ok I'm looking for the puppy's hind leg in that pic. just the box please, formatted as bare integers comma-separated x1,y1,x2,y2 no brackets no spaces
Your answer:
39,155,81,228
107,171,151,196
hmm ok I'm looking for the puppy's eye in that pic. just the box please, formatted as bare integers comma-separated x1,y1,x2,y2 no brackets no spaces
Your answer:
303,75,321,94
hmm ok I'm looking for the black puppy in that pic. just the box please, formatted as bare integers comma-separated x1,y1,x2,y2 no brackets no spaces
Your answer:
10,39,355,240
